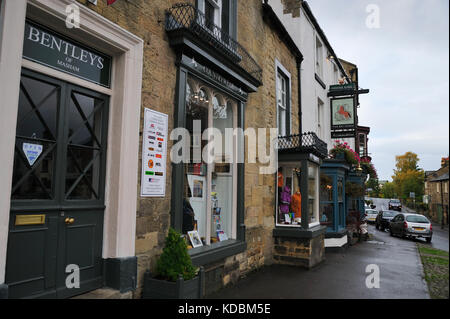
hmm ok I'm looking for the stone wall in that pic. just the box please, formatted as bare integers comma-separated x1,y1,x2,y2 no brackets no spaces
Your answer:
75,0,195,298
273,234,325,268
74,0,300,298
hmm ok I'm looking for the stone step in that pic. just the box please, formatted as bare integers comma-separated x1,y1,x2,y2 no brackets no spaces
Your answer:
71,288,133,299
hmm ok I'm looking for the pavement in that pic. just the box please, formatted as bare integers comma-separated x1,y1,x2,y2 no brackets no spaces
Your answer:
207,224,430,299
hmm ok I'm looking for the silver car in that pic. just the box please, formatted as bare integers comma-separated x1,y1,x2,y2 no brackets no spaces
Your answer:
389,213,432,242
365,209,378,224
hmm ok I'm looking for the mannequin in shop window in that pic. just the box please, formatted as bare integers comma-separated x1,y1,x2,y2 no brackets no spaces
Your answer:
279,186,291,223
291,188,302,221
277,167,284,198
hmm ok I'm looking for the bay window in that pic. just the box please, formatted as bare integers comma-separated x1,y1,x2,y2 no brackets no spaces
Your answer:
276,154,322,229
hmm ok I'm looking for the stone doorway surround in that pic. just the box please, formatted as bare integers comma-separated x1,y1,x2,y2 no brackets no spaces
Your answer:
0,0,144,297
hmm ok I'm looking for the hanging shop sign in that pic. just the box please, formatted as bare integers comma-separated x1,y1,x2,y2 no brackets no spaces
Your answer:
329,83,356,92
330,97,356,130
141,108,168,197
331,130,356,139
22,20,112,87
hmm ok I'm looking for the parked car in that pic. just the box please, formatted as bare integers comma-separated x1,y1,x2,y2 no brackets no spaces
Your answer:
388,199,402,211
375,210,399,231
365,209,378,224
389,213,432,242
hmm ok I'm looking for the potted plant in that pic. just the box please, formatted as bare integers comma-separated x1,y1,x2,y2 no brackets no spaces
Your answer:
142,228,204,299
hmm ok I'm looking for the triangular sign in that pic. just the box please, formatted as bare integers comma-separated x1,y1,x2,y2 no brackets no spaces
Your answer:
22,143,43,166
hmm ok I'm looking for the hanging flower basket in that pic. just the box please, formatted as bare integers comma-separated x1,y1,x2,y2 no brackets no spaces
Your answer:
329,140,360,166
360,158,378,179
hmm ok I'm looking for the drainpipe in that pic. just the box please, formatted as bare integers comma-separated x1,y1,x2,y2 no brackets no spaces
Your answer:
441,181,445,229
297,56,303,137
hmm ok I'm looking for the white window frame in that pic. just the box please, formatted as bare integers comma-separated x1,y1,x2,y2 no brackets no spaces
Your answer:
317,98,323,138
315,37,323,78
198,0,222,28
275,59,291,137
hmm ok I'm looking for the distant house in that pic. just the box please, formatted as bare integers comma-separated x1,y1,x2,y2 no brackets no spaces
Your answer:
424,158,449,225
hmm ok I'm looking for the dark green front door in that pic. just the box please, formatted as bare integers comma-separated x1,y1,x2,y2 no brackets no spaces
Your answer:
6,69,109,299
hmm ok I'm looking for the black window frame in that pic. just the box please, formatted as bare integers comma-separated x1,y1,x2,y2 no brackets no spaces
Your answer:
171,54,247,266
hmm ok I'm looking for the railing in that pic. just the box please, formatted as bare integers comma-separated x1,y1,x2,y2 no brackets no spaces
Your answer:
165,3,263,84
277,132,328,159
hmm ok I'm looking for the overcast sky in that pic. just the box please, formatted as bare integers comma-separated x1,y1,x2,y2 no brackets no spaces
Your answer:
307,0,449,181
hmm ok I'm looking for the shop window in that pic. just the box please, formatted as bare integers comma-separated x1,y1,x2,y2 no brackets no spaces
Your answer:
308,163,319,224
182,76,237,248
277,166,301,226
320,174,333,228
276,162,321,228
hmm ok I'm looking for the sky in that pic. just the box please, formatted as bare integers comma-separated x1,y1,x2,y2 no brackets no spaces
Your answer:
307,0,449,181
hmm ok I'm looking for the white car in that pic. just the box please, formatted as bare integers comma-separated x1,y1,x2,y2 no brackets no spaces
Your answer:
365,209,378,223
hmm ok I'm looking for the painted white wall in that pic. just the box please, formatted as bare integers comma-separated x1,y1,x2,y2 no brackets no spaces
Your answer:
269,1,352,151
0,0,28,285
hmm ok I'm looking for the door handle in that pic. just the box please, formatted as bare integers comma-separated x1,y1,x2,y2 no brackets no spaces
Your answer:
65,217,75,225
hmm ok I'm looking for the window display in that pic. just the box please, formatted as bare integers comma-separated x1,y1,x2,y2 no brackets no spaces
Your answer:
320,174,333,228
308,163,319,225
182,75,237,248
276,166,301,226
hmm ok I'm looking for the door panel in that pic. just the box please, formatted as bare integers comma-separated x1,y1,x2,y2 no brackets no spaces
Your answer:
6,69,109,299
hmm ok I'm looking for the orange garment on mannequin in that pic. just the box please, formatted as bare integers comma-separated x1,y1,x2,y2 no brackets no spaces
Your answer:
277,171,284,188
291,191,302,219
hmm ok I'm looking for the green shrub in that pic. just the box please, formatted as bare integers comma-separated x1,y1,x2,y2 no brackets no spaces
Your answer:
156,228,198,282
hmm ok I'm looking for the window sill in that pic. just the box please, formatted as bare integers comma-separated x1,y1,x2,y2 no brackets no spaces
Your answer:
273,225,326,239
188,239,247,266
315,73,326,90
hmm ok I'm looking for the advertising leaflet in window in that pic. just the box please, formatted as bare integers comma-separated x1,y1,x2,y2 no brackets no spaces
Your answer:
141,108,168,197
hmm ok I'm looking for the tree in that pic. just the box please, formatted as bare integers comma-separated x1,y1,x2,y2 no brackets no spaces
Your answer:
394,152,420,174
366,178,380,197
381,181,396,199
392,152,425,201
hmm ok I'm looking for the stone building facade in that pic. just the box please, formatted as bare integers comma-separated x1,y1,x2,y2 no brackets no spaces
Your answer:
0,0,358,299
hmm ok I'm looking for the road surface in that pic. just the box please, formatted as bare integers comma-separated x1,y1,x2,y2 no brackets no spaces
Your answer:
367,197,449,252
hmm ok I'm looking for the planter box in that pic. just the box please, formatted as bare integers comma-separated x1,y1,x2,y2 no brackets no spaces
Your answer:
142,267,204,299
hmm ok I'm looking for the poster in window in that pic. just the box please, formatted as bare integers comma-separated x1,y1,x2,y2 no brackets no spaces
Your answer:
331,97,356,129
141,108,168,197
188,230,203,248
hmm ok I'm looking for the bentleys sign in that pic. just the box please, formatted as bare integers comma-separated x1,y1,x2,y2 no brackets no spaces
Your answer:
23,20,111,87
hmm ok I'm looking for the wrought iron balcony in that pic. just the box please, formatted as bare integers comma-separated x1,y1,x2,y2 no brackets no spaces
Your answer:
277,132,328,159
165,3,263,84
